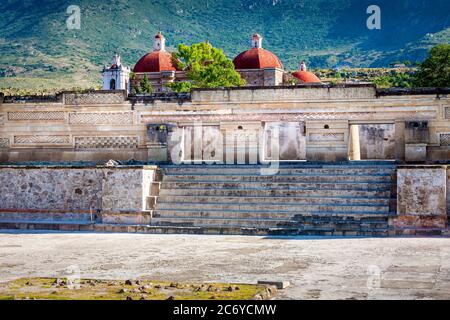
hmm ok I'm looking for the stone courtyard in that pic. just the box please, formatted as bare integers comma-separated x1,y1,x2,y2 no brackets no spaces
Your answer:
0,231,449,300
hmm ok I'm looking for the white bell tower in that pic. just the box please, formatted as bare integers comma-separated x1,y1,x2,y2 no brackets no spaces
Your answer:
153,31,166,51
251,33,263,49
102,53,131,93
300,61,307,71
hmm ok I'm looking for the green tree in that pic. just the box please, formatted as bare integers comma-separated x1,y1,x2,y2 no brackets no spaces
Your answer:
168,42,245,92
139,74,154,93
373,73,414,89
414,44,450,87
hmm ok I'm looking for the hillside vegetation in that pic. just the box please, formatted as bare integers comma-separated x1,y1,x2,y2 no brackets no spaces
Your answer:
0,0,449,92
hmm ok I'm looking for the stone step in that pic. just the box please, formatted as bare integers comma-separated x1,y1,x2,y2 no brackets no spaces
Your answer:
0,221,95,232
0,221,391,237
0,221,298,236
296,229,389,237
151,216,292,228
159,188,391,198
153,209,388,220
0,212,94,223
160,181,391,191
163,174,392,183
155,202,389,213
164,167,395,176
296,221,389,230
157,195,390,206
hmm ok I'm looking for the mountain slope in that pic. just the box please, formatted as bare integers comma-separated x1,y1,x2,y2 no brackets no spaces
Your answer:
0,0,449,92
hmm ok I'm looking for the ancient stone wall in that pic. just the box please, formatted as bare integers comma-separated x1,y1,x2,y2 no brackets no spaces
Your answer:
1,86,449,163
0,166,157,215
191,84,377,102
395,166,448,230
101,168,153,213
358,124,396,160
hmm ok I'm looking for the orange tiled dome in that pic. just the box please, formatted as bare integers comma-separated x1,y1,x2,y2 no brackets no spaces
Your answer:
233,48,283,70
292,61,321,83
133,51,178,73
292,70,321,83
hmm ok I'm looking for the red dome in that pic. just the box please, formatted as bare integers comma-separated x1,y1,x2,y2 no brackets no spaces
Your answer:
292,70,321,83
133,51,178,73
233,48,283,70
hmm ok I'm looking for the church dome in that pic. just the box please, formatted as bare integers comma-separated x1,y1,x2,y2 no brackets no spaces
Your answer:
292,61,321,83
133,31,179,73
233,34,283,70
133,51,177,73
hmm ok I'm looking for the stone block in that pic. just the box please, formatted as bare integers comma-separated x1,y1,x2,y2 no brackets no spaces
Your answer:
146,197,157,210
405,144,427,162
395,167,447,229
101,212,151,225
148,145,168,163
393,216,447,229
150,182,161,196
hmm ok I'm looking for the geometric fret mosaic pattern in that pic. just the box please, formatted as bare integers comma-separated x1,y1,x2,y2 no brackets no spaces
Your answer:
440,133,450,146
309,132,345,142
69,112,133,125
65,92,125,105
8,111,66,121
74,136,139,149
0,138,9,148
14,135,71,145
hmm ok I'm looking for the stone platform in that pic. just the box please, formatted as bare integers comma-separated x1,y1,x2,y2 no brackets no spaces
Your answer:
0,163,448,237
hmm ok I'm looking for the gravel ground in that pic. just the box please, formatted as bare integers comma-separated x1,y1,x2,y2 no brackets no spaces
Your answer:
0,231,449,300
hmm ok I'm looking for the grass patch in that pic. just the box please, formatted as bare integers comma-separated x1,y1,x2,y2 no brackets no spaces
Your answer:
0,277,269,301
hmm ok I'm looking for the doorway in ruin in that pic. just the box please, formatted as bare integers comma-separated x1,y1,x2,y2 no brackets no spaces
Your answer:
263,122,307,162
182,125,224,164
348,123,396,161
180,123,261,164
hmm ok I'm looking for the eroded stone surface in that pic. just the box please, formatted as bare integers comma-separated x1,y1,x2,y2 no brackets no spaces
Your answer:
0,167,156,214
397,168,447,217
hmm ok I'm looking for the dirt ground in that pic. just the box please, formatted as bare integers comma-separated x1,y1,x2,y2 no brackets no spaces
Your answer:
0,231,449,300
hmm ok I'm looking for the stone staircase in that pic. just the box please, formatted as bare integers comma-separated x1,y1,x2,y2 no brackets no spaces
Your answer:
151,163,396,236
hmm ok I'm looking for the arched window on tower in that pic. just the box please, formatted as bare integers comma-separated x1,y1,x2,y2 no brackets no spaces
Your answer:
110,79,116,90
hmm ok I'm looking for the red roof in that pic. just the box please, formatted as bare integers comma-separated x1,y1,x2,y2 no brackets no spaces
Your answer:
133,51,178,73
233,48,283,70
292,70,321,83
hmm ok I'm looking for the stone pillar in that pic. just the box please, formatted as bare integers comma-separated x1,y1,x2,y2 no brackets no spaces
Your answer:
348,125,361,161
393,166,448,235
395,121,405,162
